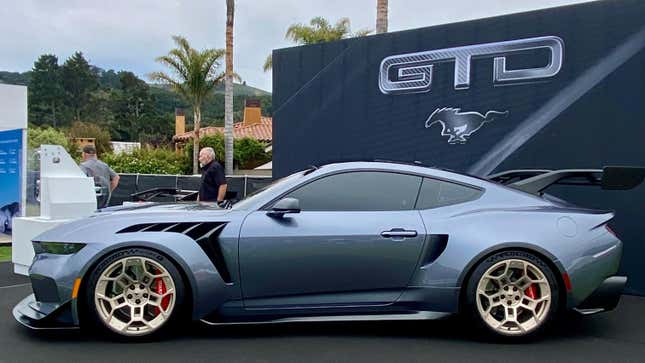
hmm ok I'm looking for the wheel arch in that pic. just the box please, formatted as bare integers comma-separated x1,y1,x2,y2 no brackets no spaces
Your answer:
456,242,569,313
73,242,200,326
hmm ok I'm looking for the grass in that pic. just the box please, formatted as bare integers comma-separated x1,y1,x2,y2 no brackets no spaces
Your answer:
0,246,10,262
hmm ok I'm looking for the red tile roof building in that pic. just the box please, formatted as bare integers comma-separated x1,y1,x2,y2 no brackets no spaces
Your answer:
173,117,272,143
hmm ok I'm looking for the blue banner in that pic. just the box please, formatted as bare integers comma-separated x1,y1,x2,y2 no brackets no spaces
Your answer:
0,128,22,236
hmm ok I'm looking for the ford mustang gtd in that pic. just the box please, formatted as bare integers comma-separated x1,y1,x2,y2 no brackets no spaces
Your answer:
13,162,644,340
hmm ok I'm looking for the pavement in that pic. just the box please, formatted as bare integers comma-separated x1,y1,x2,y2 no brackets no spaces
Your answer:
1,261,645,362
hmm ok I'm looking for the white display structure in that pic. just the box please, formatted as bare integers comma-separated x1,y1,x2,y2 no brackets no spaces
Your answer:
12,145,97,275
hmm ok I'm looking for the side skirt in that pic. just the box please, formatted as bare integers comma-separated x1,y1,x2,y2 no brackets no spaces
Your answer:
200,311,452,326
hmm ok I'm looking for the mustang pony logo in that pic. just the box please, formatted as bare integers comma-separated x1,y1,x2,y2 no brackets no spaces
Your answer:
425,108,508,144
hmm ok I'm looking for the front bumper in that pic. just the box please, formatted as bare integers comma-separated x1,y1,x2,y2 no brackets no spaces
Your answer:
13,294,78,330
574,276,626,315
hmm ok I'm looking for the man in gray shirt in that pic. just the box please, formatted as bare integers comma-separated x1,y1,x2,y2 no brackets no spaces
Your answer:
79,144,120,208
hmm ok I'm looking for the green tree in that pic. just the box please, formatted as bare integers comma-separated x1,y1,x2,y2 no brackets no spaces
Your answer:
185,134,270,170
28,126,70,151
95,68,121,89
61,52,99,121
85,89,115,128
234,137,270,169
66,121,112,155
186,133,225,167
150,36,227,174
110,71,159,141
263,17,371,72
225,0,235,175
262,55,272,73
27,126,77,169
29,54,64,127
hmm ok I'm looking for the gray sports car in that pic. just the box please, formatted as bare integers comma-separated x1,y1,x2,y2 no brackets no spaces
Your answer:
13,161,644,340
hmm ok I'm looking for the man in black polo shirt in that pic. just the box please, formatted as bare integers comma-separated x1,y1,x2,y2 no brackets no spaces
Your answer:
197,147,227,203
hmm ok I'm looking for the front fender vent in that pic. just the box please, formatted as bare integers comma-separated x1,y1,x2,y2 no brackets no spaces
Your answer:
117,222,232,283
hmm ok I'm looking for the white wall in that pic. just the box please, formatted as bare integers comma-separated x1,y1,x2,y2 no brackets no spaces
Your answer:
0,84,27,131
110,141,141,154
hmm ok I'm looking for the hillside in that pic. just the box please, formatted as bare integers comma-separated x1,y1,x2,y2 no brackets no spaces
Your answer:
0,71,31,85
148,81,270,97
2,63,271,143
2,69,270,97
1,67,272,127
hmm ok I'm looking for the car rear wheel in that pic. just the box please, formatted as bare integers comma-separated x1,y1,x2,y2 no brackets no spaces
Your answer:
465,250,560,340
85,248,185,339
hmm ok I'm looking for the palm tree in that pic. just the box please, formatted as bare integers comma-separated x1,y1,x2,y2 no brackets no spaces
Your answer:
150,35,225,174
225,0,235,175
263,17,371,72
262,55,272,73
376,0,388,33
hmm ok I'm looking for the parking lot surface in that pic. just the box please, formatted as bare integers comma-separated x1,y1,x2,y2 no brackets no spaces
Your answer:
1,261,645,363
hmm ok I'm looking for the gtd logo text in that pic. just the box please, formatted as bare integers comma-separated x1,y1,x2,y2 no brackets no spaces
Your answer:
378,36,564,95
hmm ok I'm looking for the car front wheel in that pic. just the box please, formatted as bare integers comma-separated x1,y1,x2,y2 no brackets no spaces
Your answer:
85,248,185,339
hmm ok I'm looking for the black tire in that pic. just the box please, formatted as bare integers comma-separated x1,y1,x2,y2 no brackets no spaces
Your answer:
464,250,560,341
83,247,186,341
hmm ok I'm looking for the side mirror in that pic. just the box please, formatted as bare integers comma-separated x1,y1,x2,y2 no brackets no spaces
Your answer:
267,197,300,217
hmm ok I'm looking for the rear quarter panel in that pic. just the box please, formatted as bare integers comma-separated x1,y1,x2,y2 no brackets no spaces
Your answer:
412,184,621,307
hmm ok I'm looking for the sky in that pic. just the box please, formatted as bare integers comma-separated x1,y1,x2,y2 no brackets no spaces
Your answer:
0,0,598,92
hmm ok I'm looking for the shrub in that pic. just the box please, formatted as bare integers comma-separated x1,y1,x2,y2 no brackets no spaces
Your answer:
184,134,270,170
28,126,70,151
27,126,79,167
185,134,225,167
234,138,271,169
102,147,190,175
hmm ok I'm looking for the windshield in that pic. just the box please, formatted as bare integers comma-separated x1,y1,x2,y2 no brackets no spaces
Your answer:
232,170,307,210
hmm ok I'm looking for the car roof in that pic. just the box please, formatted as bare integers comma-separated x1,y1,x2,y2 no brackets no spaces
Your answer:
312,161,491,188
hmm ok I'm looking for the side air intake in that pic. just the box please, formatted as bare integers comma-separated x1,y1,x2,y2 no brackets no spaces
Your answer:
117,222,232,283
420,234,449,267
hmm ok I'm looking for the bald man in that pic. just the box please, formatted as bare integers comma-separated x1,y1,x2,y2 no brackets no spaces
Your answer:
197,147,227,203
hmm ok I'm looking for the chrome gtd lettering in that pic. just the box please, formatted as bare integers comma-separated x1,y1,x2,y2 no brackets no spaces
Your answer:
379,36,564,95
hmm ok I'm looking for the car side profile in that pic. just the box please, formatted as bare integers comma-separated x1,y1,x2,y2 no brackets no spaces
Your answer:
13,161,644,340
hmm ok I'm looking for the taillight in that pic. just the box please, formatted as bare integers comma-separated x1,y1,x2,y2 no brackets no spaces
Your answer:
605,225,618,238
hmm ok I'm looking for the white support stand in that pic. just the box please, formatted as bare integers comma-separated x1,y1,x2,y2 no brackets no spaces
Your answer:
12,145,97,275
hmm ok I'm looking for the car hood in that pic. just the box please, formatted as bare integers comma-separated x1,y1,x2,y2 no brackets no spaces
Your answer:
98,202,223,214
34,202,240,243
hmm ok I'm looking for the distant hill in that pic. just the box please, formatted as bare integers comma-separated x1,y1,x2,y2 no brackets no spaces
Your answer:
1,66,272,133
214,82,270,97
0,71,31,86
149,82,270,97
1,69,270,97
148,83,272,127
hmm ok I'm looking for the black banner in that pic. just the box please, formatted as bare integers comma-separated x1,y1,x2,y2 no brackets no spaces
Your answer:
273,0,645,294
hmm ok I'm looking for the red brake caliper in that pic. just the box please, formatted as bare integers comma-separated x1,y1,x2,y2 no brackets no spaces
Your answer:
154,278,171,315
524,284,538,299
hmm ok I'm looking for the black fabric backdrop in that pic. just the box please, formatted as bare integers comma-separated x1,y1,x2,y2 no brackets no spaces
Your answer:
272,0,645,294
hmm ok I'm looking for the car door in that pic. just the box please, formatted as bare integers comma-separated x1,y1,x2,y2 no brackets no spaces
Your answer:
239,170,427,308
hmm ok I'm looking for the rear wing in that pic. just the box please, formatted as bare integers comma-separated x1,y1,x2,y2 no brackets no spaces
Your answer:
488,166,645,195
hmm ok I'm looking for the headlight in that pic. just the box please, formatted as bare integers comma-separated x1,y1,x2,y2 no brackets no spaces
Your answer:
32,241,86,255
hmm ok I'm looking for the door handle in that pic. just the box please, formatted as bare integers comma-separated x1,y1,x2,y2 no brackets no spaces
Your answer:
381,229,418,238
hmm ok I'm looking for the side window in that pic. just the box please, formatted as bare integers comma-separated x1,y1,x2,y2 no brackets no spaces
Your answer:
285,171,422,211
415,178,483,210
